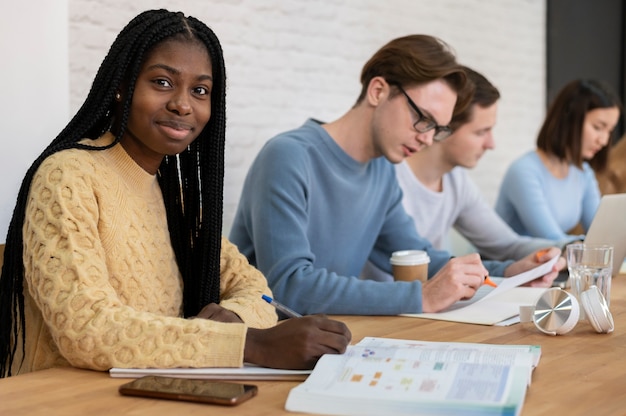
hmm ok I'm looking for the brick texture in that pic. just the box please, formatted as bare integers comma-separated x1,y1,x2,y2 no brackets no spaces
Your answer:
68,0,546,234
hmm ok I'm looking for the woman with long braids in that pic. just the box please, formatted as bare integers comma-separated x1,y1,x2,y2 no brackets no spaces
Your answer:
0,9,350,378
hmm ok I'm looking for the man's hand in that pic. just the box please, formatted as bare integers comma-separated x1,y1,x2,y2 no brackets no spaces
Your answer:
504,247,566,287
421,253,488,313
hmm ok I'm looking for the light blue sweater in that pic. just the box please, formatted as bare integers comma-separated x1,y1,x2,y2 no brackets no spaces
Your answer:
495,151,600,241
230,119,510,315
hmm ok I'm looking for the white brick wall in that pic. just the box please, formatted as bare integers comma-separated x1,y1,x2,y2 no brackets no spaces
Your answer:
68,0,546,234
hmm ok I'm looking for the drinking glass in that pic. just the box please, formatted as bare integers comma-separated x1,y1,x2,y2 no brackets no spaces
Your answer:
566,244,613,319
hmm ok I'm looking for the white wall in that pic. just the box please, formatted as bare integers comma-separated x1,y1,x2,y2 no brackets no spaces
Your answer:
0,1,69,242
66,0,546,234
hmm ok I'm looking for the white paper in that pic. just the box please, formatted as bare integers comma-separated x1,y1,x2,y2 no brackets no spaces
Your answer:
482,255,560,300
109,364,311,380
403,255,560,325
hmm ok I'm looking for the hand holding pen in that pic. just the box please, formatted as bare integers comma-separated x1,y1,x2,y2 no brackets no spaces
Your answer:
262,294,303,318
483,249,555,289
421,253,489,313
244,296,351,369
534,248,552,262
483,276,498,288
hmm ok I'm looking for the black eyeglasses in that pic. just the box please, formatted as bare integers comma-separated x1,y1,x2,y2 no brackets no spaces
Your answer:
396,85,453,142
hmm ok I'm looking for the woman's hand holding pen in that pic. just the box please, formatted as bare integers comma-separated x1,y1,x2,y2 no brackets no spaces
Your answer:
244,316,352,370
503,247,565,287
195,297,351,370
421,253,488,313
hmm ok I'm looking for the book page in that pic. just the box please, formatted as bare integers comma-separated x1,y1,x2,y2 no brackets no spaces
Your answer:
286,337,537,416
355,337,541,368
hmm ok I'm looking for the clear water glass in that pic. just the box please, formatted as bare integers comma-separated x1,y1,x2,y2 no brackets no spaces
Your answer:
567,244,613,319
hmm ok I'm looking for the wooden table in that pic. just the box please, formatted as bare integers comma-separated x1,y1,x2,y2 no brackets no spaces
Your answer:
3,278,626,416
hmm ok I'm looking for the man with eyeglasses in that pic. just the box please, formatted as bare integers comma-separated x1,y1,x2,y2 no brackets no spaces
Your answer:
230,35,563,316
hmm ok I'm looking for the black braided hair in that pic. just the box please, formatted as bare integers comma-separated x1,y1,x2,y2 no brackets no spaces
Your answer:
0,9,226,377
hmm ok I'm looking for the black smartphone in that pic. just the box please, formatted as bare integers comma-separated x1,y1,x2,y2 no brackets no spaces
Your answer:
118,376,258,406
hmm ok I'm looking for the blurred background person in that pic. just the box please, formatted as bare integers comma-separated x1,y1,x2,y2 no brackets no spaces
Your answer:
495,79,622,241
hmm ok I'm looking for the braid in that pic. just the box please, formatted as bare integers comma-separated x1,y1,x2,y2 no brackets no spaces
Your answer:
0,9,226,377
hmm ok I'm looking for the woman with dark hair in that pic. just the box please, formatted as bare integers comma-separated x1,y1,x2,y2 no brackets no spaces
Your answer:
0,9,350,378
495,79,622,241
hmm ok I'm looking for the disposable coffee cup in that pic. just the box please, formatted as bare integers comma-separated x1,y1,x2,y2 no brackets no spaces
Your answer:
390,250,430,282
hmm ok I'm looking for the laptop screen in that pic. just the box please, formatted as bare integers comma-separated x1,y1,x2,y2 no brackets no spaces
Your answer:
584,193,626,277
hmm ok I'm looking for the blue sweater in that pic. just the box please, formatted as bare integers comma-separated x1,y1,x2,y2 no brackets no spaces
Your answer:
230,119,510,315
495,151,600,241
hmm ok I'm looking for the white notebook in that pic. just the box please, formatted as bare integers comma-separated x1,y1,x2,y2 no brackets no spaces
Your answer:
109,364,310,381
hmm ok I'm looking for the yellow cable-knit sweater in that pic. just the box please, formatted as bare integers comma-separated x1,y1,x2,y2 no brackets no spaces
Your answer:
14,133,277,375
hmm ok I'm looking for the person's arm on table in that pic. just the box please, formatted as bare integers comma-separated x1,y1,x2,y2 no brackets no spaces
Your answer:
455,176,564,260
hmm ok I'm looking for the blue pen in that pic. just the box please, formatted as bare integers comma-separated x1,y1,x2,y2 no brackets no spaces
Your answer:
262,294,303,318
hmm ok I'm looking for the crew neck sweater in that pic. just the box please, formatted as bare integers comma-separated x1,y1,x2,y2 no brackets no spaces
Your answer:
495,151,599,240
230,119,510,315
15,133,276,375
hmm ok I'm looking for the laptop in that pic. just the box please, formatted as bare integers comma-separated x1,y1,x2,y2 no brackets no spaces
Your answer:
582,193,626,277
553,193,626,288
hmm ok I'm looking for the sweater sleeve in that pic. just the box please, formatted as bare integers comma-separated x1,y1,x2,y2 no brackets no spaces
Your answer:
454,174,558,261
218,237,278,328
23,152,249,371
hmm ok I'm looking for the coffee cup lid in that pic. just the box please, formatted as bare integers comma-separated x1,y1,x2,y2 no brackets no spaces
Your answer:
390,250,430,266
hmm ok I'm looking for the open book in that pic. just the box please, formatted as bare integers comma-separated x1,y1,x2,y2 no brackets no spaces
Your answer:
403,254,560,325
109,364,310,381
285,337,540,416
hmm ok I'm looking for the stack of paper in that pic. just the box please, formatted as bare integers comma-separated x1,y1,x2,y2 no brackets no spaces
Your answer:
285,337,540,416
109,364,310,381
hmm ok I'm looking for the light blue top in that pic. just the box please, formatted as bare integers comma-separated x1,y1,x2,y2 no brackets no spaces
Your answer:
495,150,600,241
230,119,511,315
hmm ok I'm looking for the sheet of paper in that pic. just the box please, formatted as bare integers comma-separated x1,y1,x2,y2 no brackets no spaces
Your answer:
402,255,560,325
495,315,522,326
482,254,560,300
405,287,546,325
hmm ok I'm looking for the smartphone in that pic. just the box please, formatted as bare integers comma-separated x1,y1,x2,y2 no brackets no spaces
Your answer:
119,376,258,406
